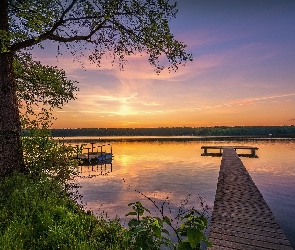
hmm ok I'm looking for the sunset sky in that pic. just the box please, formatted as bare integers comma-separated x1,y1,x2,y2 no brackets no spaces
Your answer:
32,0,295,128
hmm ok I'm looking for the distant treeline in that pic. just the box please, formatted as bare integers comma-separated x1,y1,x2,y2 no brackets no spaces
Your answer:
49,126,295,137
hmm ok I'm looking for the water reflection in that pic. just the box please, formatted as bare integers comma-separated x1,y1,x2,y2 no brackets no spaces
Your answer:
78,163,113,178
75,139,295,248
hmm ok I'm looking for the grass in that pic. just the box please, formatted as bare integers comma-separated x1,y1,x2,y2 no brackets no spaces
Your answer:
0,172,211,250
0,173,129,250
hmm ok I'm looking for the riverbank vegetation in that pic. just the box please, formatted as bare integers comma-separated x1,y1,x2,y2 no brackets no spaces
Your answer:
3,115,212,249
0,173,129,249
50,126,295,138
0,129,211,249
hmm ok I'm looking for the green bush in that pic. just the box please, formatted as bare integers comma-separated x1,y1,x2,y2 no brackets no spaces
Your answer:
0,173,129,250
0,124,211,249
22,128,79,184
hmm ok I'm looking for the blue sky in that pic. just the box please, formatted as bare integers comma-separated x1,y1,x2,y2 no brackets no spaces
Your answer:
32,0,295,128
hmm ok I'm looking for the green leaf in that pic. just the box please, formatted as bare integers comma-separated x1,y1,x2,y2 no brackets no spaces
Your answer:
152,226,161,238
163,216,171,225
178,242,193,250
162,229,170,236
125,211,138,216
187,228,203,248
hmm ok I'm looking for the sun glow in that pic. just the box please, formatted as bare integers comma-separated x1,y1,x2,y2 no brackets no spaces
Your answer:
118,104,134,116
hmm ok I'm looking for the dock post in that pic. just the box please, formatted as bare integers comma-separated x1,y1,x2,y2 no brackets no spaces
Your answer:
90,142,95,152
85,147,90,162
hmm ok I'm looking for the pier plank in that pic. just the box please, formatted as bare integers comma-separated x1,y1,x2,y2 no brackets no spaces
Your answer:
209,147,292,249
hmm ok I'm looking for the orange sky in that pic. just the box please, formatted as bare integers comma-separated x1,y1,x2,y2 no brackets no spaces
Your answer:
31,1,295,128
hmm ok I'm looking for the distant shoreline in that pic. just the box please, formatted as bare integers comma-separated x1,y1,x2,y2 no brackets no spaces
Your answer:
46,126,295,139
53,135,295,143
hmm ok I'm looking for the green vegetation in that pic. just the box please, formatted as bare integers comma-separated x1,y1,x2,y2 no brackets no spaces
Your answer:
125,201,211,250
50,126,295,138
0,172,211,249
0,173,129,250
15,52,79,131
1,126,211,249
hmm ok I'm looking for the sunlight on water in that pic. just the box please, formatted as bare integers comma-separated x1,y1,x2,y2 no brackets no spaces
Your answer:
74,138,295,247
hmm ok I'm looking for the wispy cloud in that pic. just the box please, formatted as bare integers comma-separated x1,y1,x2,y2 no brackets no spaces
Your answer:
193,93,295,111
151,93,295,114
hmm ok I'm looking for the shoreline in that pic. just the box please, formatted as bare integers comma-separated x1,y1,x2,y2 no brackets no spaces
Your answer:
52,135,295,143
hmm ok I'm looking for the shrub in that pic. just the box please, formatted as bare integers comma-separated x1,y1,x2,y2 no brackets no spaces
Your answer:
0,173,129,250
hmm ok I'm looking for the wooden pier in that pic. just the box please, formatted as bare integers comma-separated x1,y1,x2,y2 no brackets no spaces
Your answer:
201,145,258,157
209,147,292,249
75,143,113,165
77,152,113,165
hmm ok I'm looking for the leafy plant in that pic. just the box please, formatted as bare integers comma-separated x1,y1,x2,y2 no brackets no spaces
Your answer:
22,127,79,186
125,199,212,250
0,173,130,250
126,201,173,249
176,209,212,249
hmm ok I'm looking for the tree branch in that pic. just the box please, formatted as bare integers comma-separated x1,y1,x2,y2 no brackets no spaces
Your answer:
10,18,109,51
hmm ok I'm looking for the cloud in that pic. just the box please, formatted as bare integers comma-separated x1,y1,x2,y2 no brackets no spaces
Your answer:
160,93,295,114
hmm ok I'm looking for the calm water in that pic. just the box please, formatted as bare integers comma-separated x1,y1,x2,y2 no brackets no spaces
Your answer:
74,138,295,247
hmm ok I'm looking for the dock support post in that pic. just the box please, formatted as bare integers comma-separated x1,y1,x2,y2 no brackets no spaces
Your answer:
85,147,90,162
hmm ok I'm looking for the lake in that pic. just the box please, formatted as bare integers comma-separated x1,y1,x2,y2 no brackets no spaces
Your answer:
70,137,295,247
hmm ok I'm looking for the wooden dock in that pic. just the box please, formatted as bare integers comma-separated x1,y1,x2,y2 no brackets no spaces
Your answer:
209,147,292,249
201,145,258,158
74,143,113,165
76,152,113,165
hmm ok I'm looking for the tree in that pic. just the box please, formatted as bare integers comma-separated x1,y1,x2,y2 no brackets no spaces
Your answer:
15,52,79,183
0,0,192,176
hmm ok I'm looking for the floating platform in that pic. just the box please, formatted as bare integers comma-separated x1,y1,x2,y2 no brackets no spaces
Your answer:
76,152,113,165
201,145,258,157
73,143,113,165
209,147,292,249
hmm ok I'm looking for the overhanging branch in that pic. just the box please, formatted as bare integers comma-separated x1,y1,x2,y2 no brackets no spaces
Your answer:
9,18,108,51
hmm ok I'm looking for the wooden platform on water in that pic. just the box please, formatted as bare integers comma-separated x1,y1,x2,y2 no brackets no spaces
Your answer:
209,147,292,249
201,145,258,158
76,152,113,165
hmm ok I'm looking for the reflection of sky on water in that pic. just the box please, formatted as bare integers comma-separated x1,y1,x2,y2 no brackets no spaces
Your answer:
76,139,295,247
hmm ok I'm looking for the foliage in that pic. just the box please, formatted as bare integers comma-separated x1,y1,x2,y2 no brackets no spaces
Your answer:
0,173,212,250
125,200,212,250
21,127,79,184
176,209,212,250
7,0,192,73
14,52,78,129
0,173,130,250
126,201,172,249
12,50,79,183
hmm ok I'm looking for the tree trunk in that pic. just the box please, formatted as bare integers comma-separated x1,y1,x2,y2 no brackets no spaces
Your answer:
0,52,25,176
0,0,25,176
